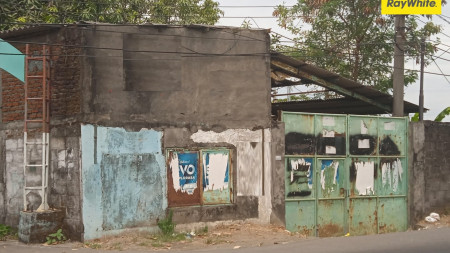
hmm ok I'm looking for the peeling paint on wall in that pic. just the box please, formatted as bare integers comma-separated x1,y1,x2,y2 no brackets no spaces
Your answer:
320,160,339,191
81,125,166,240
381,159,403,192
202,151,229,191
190,129,265,197
237,142,262,196
361,120,369,134
169,152,198,194
354,161,375,196
190,129,262,145
202,150,231,204
287,158,313,197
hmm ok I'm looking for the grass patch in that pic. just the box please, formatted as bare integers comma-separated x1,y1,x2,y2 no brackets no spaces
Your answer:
196,226,209,236
112,242,123,251
84,242,102,249
204,237,228,245
148,232,189,248
151,242,165,247
0,224,17,241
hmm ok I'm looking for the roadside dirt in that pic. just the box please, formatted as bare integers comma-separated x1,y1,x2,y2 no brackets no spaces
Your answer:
79,222,308,251
43,212,450,251
415,213,450,231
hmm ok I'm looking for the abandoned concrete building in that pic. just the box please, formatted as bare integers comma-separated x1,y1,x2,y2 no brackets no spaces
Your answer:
1,24,449,242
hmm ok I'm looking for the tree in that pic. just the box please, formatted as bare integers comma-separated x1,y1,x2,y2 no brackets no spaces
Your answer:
0,0,223,30
273,0,444,93
411,107,450,122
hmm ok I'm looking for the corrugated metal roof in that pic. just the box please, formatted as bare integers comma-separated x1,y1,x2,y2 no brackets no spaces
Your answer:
272,98,421,115
270,52,422,115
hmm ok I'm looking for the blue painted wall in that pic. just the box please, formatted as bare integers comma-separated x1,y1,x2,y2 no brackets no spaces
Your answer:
81,125,166,240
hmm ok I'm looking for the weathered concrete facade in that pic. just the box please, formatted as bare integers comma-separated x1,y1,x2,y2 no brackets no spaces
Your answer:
1,24,275,241
409,121,450,225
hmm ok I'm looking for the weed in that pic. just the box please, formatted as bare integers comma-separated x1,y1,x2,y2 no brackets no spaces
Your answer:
151,242,164,247
205,238,213,244
157,210,175,235
138,241,149,246
46,229,66,245
0,224,12,241
112,242,123,250
85,242,102,249
196,226,209,236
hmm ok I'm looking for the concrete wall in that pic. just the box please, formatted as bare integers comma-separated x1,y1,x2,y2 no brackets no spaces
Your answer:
409,121,450,225
80,25,271,130
81,125,166,240
0,124,82,239
270,122,285,226
1,25,273,241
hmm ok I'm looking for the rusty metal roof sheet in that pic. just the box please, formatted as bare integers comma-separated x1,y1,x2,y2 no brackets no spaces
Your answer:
271,52,422,115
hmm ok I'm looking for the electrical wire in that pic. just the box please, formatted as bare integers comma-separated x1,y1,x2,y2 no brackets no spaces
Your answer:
431,57,450,84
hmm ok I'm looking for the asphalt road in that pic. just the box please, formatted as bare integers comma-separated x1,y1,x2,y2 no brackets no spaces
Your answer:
2,228,450,253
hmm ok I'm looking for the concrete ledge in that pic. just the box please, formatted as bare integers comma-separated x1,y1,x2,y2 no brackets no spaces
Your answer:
18,209,65,243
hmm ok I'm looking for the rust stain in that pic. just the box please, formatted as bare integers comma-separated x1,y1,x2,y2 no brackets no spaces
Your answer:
318,223,343,237
296,225,314,237
379,224,397,234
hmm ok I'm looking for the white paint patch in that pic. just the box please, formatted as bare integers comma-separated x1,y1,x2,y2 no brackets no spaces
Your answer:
203,153,229,191
358,139,370,149
169,152,181,192
237,142,262,196
191,129,261,145
381,159,403,192
325,146,336,154
332,161,339,185
290,159,312,189
321,161,339,190
323,116,335,126
381,162,392,188
384,122,396,131
392,159,403,192
355,161,374,195
322,130,335,138
361,120,369,134
321,169,326,190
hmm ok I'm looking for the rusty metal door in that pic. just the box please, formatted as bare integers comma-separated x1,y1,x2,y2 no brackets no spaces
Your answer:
283,112,408,237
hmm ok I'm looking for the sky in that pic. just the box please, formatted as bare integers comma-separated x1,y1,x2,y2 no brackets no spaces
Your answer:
216,0,450,122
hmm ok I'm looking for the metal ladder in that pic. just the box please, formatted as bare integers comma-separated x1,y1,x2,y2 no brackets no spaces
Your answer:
23,44,50,212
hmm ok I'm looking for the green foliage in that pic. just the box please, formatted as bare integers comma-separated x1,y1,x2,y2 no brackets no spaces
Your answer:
411,112,420,122
273,0,444,94
0,224,12,241
435,107,450,122
157,210,175,235
46,229,66,245
410,107,449,122
0,0,223,30
84,242,102,249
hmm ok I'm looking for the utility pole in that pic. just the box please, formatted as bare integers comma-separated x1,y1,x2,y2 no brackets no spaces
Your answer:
419,36,425,121
393,15,405,117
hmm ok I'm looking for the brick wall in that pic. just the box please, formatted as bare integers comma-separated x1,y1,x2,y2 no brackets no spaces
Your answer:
409,121,450,225
1,32,81,123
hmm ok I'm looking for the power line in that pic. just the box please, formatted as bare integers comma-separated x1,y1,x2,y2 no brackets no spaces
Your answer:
431,57,450,85
415,17,450,40
0,39,268,57
437,15,450,25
